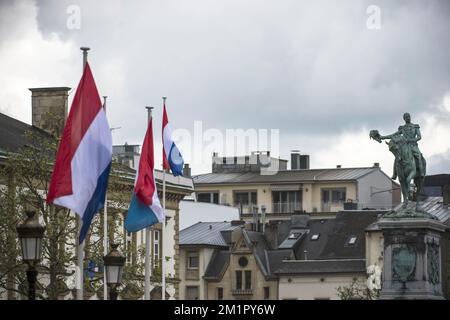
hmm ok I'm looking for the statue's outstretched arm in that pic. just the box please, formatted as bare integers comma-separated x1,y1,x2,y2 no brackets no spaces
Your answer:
380,130,399,140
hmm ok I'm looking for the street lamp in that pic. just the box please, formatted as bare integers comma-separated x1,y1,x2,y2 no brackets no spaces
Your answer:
103,243,126,300
16,210,46,300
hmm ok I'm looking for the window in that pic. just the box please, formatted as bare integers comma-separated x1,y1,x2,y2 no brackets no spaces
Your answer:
187,252,199,269
244,270,252,290
186,286,199,300
238,256,248,267
197,192,219,204
234,191,257,207
264,287,270,299
321,188,346,211
322,188,346,202
288,231,302,239
217,287,223,300
348,236,357,245
235,271,242,290
311,234,320,241
272,191,302,213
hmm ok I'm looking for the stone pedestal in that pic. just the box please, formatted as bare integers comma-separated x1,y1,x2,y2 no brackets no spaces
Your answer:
379,218,446,299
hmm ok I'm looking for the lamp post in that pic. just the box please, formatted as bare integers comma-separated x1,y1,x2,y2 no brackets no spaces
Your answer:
16,210,46,300
103,243,126,300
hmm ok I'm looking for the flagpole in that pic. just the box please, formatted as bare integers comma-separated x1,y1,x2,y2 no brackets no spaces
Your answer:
77,46,90,300
161,96,167,300
144,106,154,300
103,95,108,300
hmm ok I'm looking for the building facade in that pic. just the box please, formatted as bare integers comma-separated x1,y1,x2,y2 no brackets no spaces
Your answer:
194,153,401,221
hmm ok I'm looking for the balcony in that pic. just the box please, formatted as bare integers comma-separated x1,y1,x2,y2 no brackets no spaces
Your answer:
272,202,302,214
231,289,253,295
321,202,344,212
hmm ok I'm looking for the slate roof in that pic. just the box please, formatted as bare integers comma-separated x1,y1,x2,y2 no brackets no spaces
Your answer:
266,249,294,275
245,230,271,276
417,197,450,225
179,222,239,247
292,219,336,260
318,211,379,259
196,211,383,280
193,167,378,185
0,112,53,153
204,250,230,280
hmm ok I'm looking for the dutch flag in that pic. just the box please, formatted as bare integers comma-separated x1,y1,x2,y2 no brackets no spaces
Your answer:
124,118,164,232
162,102,184,176
47,63,112,243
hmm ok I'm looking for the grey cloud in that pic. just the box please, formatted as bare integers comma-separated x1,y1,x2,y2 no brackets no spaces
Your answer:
2,0,450,173
428,149,450,175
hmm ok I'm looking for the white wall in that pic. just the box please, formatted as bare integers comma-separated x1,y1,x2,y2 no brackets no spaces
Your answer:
357,169,394,210
179,201,239,230
278,274,367,300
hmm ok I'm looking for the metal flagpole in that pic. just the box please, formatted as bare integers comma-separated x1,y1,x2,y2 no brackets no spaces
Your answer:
144,106,154,300
77,46,90,300
103,95,108,300
161,96,167,300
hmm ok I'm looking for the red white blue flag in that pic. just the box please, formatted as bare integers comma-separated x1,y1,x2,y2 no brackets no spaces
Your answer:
124,118,164,232
47,63,112,243
162,102,184,176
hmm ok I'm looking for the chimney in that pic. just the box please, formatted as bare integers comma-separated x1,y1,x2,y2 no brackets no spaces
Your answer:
183,163,191,177
291,151,301,170
300,155,310,169
373,162,380,168
336,165,342,169
291,151,310,170
29,87,70,136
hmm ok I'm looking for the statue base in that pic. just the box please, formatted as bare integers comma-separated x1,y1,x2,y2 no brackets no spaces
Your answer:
382,202,437,219
378,214,446,300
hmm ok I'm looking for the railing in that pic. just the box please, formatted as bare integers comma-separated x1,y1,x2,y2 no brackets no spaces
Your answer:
321,202,344,212
231,289,253,295
272,202,302,213
235,202,397,214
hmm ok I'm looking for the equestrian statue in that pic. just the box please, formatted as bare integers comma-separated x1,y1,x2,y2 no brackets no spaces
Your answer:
370,113,431,217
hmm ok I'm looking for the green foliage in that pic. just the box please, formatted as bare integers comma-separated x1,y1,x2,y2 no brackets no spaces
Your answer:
0,128,77,299
336,278,380,300
0,121,158,300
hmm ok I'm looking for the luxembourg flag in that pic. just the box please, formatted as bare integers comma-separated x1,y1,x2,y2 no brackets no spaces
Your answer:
162,102,184,176
124,118,164,232
47,63,112,243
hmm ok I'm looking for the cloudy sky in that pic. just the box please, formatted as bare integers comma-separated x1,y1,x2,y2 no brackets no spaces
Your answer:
1,0,449,175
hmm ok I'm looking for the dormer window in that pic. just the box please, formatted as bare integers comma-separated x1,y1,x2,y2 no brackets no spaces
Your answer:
288,231,302,240
311,234,320,241
348,236,357,245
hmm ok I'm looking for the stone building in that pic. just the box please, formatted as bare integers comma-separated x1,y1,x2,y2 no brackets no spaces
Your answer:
179,211,387,300
193,153,401,222
29,87,70,136
0,87,194,300
179,221,278,300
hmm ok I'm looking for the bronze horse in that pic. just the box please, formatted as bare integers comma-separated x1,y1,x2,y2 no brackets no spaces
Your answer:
370,130,426,208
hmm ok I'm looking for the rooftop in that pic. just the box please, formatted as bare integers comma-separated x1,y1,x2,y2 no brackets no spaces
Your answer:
180,221,240,247
0,112,53,153
193,167,381,185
